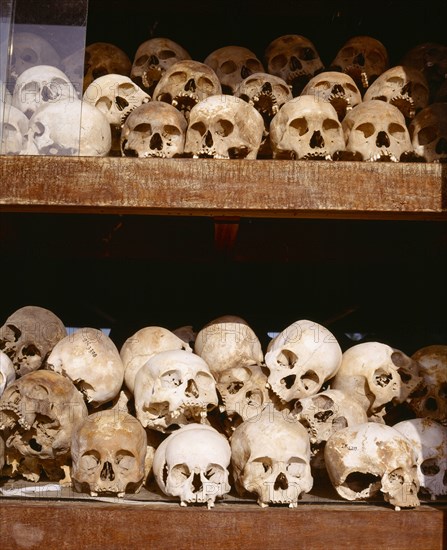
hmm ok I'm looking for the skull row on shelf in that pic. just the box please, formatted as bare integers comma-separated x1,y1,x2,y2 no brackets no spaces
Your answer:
0,306,446,509
2,33,447,161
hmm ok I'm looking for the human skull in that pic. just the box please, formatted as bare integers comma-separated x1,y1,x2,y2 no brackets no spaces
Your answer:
324,422,420,509
204,46,265,95
12,65,78,119
342,100,413,161
265,320,342,404
120,101,187,158
363,65,430,121
131,37,191,96
401,42,447,101
83,42,132,93
120,326,192,394
393,418,447,499
330,35,389,93
301,71,362,121
409,345,447,423
234,72,293,157
46,327,125,407
0,104,29,154
331,342,423,417
0,370,87,480
185,94,264,159
134,349,219,432
409,103,447,163
26,99,112,156
152,60,222,121
292,388,368,469
0,305,67,377
230,407,313,507
265,34,324,97
71,409,147,497
9,32,61,82
0,351,15,398
83,74,150,155
269,95,345,160
153,423,231,508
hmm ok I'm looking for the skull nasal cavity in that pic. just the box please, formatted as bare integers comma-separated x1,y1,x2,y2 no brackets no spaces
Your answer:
184,78,196,92
192,472,202,493
281,374,296,389
332,84,344,95
290,56,302,71
186,379,199,398
376,130,390,148
310,130,325,148
100,461,115,481
149,55,159,65
274,472,289,491
150,133,163,150
205,130,213,147
353,53,365,66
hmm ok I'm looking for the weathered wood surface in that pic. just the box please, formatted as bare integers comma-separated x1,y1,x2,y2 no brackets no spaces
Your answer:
0,156,446,219
0,499,445,550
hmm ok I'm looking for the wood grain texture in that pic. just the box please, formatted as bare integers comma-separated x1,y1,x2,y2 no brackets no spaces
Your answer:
0,156,446,219
0,500,445,550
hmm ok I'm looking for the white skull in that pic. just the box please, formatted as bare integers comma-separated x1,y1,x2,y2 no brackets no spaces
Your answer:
0,305,67,377
71,409,147,497
342,100,413,161
120,101,187,158
9,32,61,82
0,104,29,154
324,422,420,509
331,342,423,417
0,351,15,398
134,349,219,432
185,94,264,159
12,65,78,119
153,423,231,508
270,95,345,160
26,99,112,156
120,326,192,394
0,370,87,480
292,388,368,468
363,65,430,121
301,71,362,121
265,35,324,97
204,46,265,95
265,319,342,403
234,72,293,158
230,407,313,507
83,42,132,92
393,418,447,499
131,37,191,95
409,103,447,163
329,35,389,93
409,345,447,423
46,327,125,407
152,60,222,121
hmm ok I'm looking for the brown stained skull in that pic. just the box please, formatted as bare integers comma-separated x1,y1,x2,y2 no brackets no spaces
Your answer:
120,101,187,158
401,42,447,102
0,370,87,480
409,103,447,163
71,409,147,497
131,37,191,96
265,35,324,97
152,60,222,121
0,305,67,377
83,42,132,93
330,36,389,94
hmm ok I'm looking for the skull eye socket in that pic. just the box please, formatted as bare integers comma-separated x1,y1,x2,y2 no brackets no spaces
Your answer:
135,54,149,67
163,124,182,137
6,324,22,342
134,123,152,134
289,117,309,136
189,121,207,136
420,458,440,476
323,118,341,132
220,60,237,75
117,82,139,98
205,464,225,482
19,48,38,64
298,47,317,61
367,50,385,65
159,49,177,60
170,463,191,486
388,76,405,87
215,119,233,137
160,370,182,387
96,96,113,113
270,54,287,71
388,123,407,139
246,59,262,72
115,450,136,471
314,80,331,90
355,122,375,138
417,124,437,146
341,46,356,59
197,76,216,93
286,457,307,478
252,457,273,474
346,83,359,94
373,368,394,387
80,451,101,471
168,70,188,86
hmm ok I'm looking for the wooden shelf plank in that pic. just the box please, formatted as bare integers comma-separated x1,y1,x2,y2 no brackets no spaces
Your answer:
0,156,446,220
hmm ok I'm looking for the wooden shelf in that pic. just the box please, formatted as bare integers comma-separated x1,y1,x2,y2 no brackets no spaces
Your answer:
0,156,446,220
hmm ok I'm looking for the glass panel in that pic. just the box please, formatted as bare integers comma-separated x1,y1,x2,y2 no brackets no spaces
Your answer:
0,0,14,148
1,0,88,155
